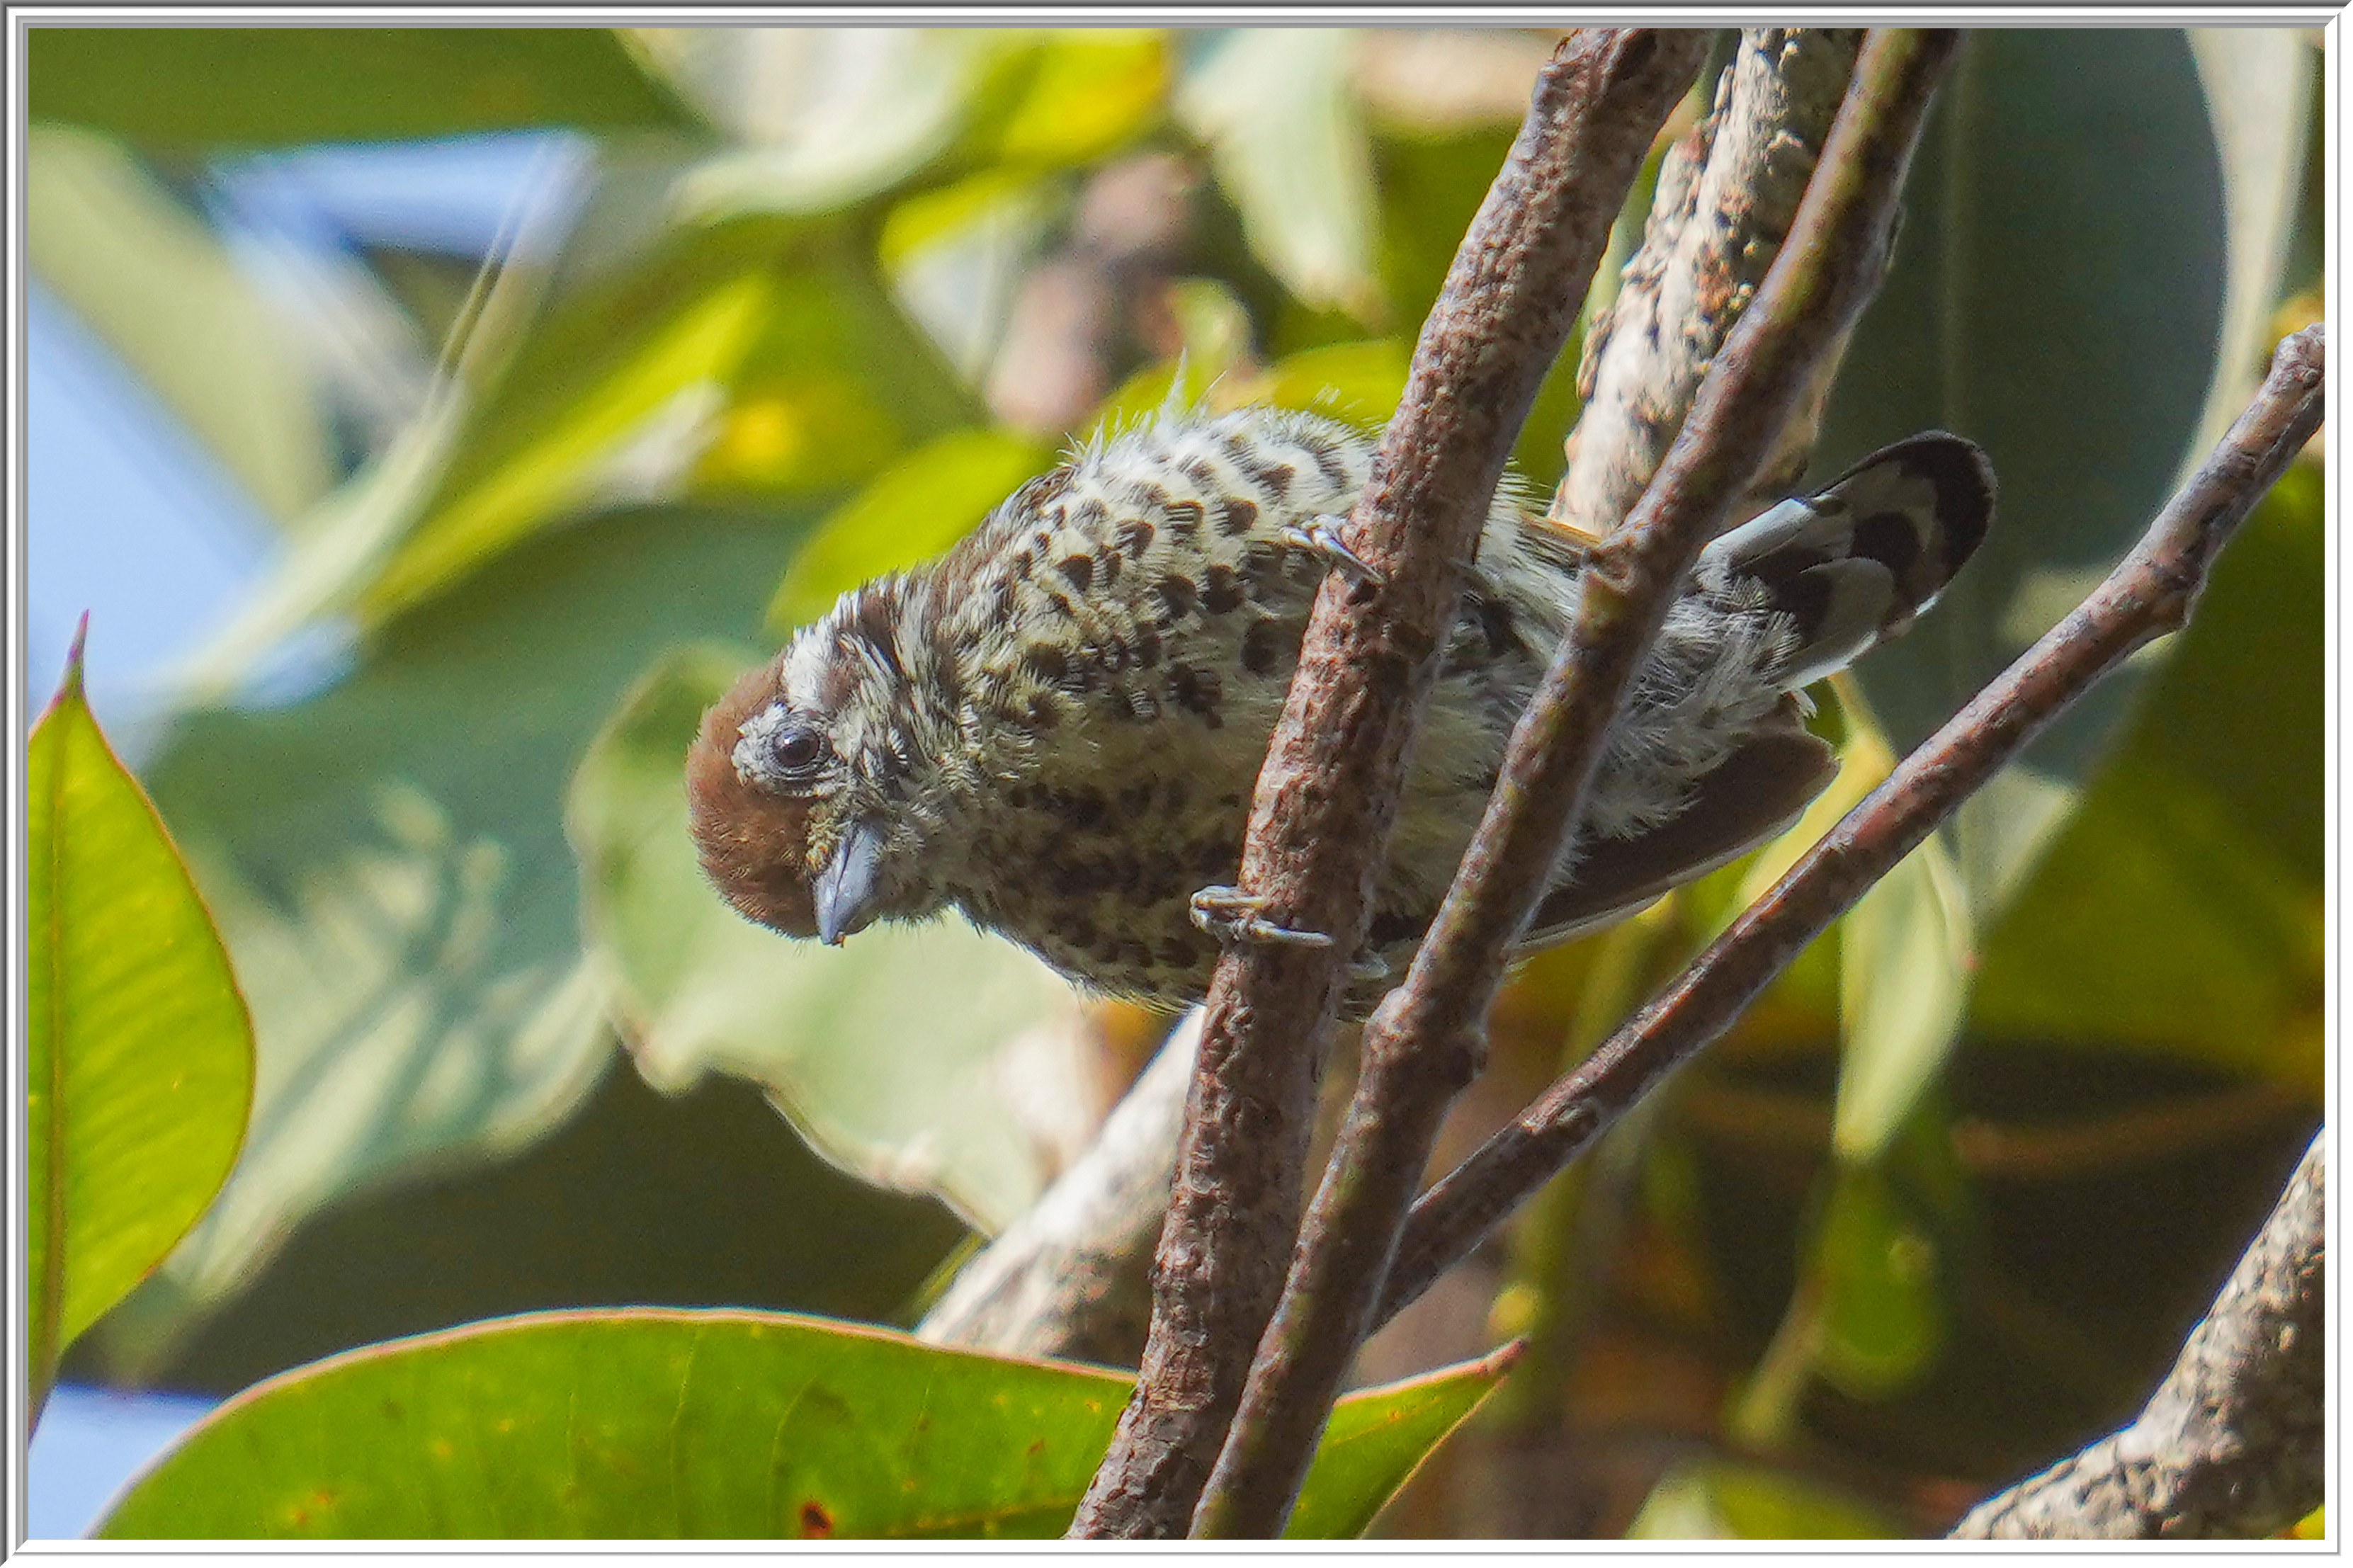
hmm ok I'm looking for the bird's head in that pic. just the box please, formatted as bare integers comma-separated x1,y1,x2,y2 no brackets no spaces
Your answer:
685,581,933,946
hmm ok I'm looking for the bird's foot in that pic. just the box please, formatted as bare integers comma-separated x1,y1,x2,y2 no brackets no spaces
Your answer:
1189,885,1335,949
1282,514,1380,584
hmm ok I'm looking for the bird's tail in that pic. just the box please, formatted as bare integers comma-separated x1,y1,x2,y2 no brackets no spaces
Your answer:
1699,431,1996,691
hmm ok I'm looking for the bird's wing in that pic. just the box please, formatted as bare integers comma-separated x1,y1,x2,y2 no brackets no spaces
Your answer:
1514,701,1837,953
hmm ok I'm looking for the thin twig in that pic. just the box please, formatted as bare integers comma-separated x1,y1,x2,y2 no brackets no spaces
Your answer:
1554,28,1865,539
1066,29,1711,1539
1951,1128,2325,1538
1191,30,1960,1538
1376,322,2326,1331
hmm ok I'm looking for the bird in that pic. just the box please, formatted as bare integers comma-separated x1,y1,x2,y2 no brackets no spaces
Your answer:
686,403,1992,1015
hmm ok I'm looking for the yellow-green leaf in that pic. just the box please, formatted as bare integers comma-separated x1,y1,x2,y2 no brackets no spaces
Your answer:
361,272,775,622
1807,1168,1945,1401
28,628,254,1418
766,426,1049,633
98,1309,1508,1538
990,31,1169,167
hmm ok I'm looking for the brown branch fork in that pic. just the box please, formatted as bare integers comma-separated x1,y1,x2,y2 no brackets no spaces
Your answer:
1376,321,2323,1334
1072,16,2325,1539
1191,28,1962,1537
1068,28,1711,1538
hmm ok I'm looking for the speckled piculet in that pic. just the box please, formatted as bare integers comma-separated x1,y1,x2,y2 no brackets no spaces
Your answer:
686,405,1992,1013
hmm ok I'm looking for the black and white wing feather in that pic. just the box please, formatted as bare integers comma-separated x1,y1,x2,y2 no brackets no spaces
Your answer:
1703,431,1996,691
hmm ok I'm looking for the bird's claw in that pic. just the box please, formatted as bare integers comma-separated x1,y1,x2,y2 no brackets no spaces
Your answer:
1283,514,1380,584
1190,885,1335,949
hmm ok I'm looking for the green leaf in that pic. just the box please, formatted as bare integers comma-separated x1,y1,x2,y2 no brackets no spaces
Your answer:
28,126,334,523
1834,844,1970,1163
28,629,254,1416
566,647,1075,1232
766,427,1051,633
1806,1168,1944,1402
1833,771,1972,1164
1232,337,1411,430
2182,29,2318,461
103,501,811,1377
1627,1458,1907,1540
344,211,968,629
983,30,1169,169
97,1310,1509,1538
1282,1344,1516,1539
1820,29,2310,924
662,30,1006,221
1969,464,2323,1091
1178,29,1382,321
361,271,773,621
29,28,703,145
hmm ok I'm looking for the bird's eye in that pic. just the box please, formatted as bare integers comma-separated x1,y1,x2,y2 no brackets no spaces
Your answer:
770,724,829,777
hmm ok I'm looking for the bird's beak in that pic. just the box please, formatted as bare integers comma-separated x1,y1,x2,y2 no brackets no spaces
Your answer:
812,819,883,945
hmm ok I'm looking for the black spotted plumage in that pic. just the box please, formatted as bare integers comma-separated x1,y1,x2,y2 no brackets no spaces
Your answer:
689,407,1994,1013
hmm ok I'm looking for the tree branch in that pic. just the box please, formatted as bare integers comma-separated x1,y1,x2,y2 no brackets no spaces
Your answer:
1376,322,2326,1331
1190,29,1959,1538
916,1012,1198,1365
1066,28,1711,1539
1951,1128,2325,1539
1554,27,1866,539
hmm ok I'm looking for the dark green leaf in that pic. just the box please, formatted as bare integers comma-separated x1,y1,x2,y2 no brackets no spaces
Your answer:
1969,463,2322,1091
29,28,703,145
1821,30,2308,924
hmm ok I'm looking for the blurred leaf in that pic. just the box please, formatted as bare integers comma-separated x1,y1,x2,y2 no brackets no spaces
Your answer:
880,167,1058,382
170,393,467,705
566,648,1076,1233
341,195,970,627
1228,337,1410,430
105,501,811,1377
100,1309,1506,1538
1179,29,1382,321
767,427,1051,633
1835,825,1971,1163
361,273,769,620
662,30,1005,221
1084,336,1250,448
1820,30,2303,924
1970,465,2322,1091
1626,1458,1907,1540
988,31,1169,168
2099,460,2323,872
2183,29,2316,460
1972,769,2318,1085
1808,1168,1944,1402
27,125,334,522
29,28,703,145
28,633,254,1416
